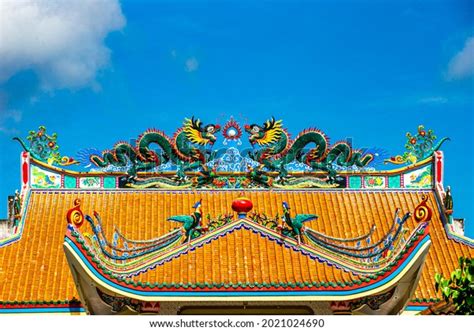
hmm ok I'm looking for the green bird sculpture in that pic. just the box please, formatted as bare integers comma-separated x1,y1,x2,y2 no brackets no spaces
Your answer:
167,200,203,245
282,201,318,245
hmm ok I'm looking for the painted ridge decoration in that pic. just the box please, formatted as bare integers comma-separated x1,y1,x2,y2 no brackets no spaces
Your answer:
245,117,374,183
13,126,78,166
64,197,428,281
89,117,221,185
36,116,379,189
63,202,431,310
385,125,449,165
222,116,243,145
16,119,450,191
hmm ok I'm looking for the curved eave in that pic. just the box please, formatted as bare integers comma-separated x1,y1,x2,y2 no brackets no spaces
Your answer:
443,226,474,247
63,226,431,302
0,303,86,315
432,187,474,247
75,219,428,277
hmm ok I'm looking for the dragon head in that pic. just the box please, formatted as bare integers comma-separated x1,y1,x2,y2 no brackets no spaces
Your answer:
184,117,221,145
245,117,283,146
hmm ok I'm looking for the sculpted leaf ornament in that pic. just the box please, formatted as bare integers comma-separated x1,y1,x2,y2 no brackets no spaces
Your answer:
13,126,78,166
385,125,449,165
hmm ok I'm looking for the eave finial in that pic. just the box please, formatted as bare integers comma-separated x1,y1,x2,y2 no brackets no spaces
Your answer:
66,199,84,228
385,125,449,165
13,126,78,166
414,195,432,223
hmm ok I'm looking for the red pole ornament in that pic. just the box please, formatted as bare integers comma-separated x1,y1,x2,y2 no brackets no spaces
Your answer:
232,197,253,219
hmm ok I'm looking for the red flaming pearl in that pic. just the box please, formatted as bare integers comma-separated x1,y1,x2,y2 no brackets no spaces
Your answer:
232,197,253,218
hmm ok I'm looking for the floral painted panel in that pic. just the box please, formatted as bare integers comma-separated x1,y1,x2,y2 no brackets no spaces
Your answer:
79,177,101,189
403,165,432,189
31,166,61,189
364,176,385,189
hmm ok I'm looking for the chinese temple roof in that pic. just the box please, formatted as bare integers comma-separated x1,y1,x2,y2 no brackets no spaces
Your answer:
1,120,473,314
0,189,471,308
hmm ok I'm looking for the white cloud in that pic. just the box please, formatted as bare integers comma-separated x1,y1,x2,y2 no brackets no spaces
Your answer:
1,109,22,123
418,96,448,104
0,0,126,90
446,36,474,80
185,57,199,72
0,109,22,134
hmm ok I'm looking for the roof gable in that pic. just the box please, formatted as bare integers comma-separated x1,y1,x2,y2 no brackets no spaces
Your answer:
1,189,472,306
64,216,431,300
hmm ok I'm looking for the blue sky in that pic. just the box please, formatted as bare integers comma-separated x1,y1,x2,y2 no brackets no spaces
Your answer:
0,0,473,235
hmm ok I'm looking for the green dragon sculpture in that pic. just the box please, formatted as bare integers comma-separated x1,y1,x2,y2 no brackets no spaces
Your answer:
281,201,318,245
245,117,374,182
89,117,221,180
167,200,204,244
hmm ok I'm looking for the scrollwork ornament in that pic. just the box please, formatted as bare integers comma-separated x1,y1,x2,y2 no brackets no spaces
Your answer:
66,199,84,228
414,195,432,223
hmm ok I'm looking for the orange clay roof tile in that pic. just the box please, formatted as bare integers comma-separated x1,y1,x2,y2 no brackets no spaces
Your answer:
0,189,472,304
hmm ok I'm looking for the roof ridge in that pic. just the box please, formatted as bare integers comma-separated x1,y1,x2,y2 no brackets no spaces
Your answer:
62,222,431,300
66,214,430,280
